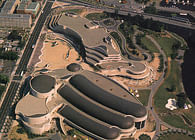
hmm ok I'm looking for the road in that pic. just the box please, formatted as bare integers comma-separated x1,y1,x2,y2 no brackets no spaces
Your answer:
15,1,53,76
0,0,53,136
57,0,195,30
156,6,195,18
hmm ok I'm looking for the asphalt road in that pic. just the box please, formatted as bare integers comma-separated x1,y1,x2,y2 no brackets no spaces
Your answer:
15,1,53,76
0,0,53,135
0,82,20,131
58,0,195,30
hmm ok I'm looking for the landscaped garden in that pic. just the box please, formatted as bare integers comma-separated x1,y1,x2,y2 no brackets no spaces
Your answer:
152,35,178,57
103,19,115,26
154,60,195,132
8,124,46,140
141,36,159,53
154,60,183,113
63,9,83,14
151,32,188,58
161,114,194,132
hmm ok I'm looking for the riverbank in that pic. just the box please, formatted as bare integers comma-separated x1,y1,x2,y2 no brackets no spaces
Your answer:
165,24,195,104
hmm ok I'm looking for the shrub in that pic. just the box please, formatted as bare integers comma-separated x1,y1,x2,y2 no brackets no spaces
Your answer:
139,134,151,140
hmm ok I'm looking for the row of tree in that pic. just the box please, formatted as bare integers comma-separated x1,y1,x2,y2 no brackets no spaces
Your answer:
0,74,9,85
144,4,157,14
0,51,19,60
0,74,9,98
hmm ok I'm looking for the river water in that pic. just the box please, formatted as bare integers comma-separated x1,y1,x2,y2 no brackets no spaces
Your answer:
165,24,195,104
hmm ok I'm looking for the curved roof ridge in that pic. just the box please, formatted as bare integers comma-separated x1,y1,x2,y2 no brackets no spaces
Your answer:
69,74,147,118
57,84,134,130
58,101,121,140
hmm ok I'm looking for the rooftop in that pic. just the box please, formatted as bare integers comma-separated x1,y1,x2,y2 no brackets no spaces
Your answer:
66,63,82,72
69,71,147,118
17,3,27,11
26,2,40,10
1,0,18,14
58,15,118,55
30,74,56,93
58,84,134,129
59,105,121,139
15,93,48,117
16,69,147,139
0,13,31,19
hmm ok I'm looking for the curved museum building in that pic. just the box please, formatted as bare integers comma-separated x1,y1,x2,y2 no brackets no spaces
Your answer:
15,64,147,139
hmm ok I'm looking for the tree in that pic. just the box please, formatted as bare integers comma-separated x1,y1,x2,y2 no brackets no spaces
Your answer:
144,5,157,14
167,84,176,92
0,85,5,97
171,52,178,59
139,134,151,140
0,74,9,84
177,92,186,108
172,42,181,51
8,30,22,41
0,51,18,60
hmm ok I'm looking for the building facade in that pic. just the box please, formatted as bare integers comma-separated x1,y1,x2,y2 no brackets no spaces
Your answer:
0,14,32,28
15,66,148,139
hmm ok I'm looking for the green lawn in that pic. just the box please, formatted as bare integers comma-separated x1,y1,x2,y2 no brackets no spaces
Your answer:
158,133,194,140
138,89,151,106
154,60,182,113
154,60,195,132
152,36,178,57
183,110,195,124
85,13,108,21
76,0,99,5
64,9,83,14
182,108,195,127
162,115,190,130
141,36,159,53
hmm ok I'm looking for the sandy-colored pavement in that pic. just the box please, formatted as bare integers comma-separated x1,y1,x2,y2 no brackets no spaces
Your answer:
36,39,79,70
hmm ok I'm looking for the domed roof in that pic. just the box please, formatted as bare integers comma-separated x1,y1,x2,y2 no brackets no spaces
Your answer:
30,75,56,93
67,63,81,72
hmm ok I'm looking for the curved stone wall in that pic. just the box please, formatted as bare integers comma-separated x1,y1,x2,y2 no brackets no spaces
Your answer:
30,87,55,99
22,119,52,135
29,75,56,99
